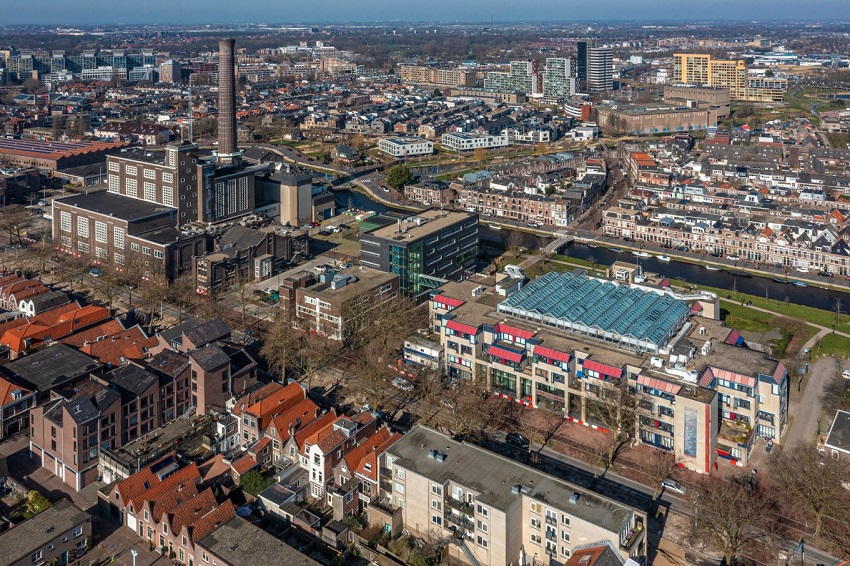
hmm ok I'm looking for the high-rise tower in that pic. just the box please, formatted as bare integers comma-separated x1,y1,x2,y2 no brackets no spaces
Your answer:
217,38,240,165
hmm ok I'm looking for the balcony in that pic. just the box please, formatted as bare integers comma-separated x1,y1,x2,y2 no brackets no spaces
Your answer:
446,511,474,530
620,522,645,551
545,516,557,527
445,496,473,515
568,379,581,391
719,419,754,447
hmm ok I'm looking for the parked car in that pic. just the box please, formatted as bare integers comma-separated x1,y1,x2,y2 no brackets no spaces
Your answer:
338,224,350,230
842,370,850,380
505,432,530,450
89,268,102,277
392,377,414,392
661,479,687,495
727,255,740,261
796,266,809,273
37,200,48,206
818,271,832,278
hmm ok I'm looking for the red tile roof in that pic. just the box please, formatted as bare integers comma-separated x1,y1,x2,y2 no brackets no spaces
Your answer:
269,398,320,441
0,375,32,407
296,411,338,456
245,382,306,430
78,325,157,366
190,499,236,542
232,382,284,417
230,454,258,476
61,319,124,348
353,430,403,484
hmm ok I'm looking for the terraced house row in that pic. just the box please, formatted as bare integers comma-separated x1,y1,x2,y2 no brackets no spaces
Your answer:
602,205,850,275
427,273,788,473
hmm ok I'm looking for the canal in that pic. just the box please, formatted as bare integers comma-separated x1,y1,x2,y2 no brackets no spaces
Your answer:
335,189,849,313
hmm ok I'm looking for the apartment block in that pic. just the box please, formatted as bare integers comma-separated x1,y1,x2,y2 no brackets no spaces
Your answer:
429,273,786,471
485,61,542,97
292,267,399,340
385,426,647,564
441,132,509,152
587,47,613,93
360,209,479,296
378,137,434,158
673,53,786,102
399,65,476,87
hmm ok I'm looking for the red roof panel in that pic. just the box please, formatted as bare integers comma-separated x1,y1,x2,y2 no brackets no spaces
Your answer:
445,319,480,335
488,345,524,363
433,294,465,308
582,359,623,378
533,345,571,364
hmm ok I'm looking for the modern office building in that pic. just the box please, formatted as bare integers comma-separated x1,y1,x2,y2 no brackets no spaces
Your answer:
159,60,182,83
577,41,588,87
4,48,155,82
587,46,613,93
385,426,647,564
360,209,478,296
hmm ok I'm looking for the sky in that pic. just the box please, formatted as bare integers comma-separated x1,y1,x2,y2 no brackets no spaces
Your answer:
11,0,850,25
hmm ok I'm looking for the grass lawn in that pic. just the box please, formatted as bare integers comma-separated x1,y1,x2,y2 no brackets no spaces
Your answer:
811,333,850,359
687,283,850,334
720,302,773,333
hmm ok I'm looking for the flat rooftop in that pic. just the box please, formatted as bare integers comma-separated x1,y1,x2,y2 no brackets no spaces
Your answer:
389,426,638,532
4,344,101,393
198,516,321,566
825,410,850,455
54,190,175,222
302,267,397,303
364,209,476,241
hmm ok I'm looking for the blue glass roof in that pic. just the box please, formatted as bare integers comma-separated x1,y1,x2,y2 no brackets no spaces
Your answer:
500,272,690,349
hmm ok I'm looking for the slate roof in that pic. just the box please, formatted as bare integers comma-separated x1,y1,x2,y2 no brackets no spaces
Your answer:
183,318,230,348
109,364,158,400
65,396,100,425
0,500,90,566
146,349,191,381
189,344,230,371
217,226,266,252
28,290,71,313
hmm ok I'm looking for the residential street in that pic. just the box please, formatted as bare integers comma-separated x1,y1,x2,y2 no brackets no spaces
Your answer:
784,356,838,450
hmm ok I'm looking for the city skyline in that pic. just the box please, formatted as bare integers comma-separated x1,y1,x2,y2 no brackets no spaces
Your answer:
5,0,850,26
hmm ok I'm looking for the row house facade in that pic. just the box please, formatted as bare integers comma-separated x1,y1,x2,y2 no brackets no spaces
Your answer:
428,280,787,471
458,187,572,227
602,206,850,275
102,458,236,566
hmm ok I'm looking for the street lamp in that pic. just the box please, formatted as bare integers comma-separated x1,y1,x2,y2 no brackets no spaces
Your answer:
130,549,138,566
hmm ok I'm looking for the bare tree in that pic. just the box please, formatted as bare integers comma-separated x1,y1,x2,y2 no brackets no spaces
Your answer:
640,450,681,502
769,444,850,538
511,404,565,463
449,381,494,441
503,229,527,258
821,369,850,415
0,206,29,245
260,316,303,383
584,378,636,475
688,474,782,566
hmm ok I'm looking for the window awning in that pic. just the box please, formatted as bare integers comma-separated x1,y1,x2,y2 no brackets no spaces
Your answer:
533,345,571,364
494,323,535,340
445,319,479,335
582,359,623,378
637,374,682,395
433,294,465,309
488,345,524,363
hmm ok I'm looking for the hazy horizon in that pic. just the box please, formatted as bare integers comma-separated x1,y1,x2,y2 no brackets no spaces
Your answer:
6,0,850,26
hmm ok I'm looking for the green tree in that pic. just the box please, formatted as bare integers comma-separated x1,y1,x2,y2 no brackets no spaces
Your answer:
386,164,414,190
26,490,51,515
239,470,274,496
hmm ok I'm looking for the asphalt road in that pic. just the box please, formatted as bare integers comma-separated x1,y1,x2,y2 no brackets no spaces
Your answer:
784,356,838,450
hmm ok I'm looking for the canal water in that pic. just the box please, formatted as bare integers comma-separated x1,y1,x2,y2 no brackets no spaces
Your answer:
335,189,849,313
